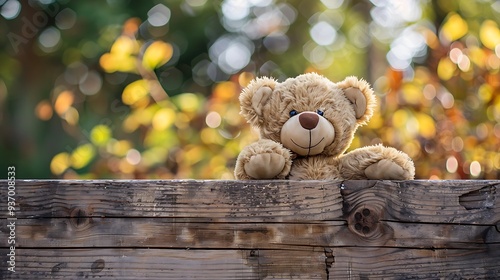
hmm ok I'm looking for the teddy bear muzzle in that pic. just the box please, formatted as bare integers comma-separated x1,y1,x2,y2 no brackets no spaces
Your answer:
280,111,335,156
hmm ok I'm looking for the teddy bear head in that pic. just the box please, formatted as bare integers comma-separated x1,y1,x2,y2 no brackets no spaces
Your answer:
239,72,376,157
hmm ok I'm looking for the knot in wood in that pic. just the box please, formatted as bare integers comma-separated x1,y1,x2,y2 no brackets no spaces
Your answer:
249,249,259,257
91,259,105,273
51,262,67,274
69,207,91,229
348,206,380,238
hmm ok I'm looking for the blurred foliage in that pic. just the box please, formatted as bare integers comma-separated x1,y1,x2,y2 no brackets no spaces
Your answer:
0,0,499,179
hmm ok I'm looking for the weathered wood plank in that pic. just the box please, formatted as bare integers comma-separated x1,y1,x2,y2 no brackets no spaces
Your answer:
1,218,344,249
3,246,499,279
0,248,327,279
341,180,500,224
1,180,498,224
0,180,499,279
328,245,500,279
1,218,497,249
0,180,344,221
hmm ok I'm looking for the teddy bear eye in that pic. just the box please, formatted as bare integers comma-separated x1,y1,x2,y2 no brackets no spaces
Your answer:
317,109,324,116
289,110,298,117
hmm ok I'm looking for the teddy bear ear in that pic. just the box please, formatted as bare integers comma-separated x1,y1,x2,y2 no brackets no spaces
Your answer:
239,77,277,127
336,76,376,125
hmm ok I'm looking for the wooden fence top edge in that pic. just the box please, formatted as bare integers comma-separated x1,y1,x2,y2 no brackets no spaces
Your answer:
3,179,500,183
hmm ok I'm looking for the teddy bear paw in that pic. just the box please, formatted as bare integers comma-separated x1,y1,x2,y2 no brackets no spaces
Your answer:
244,153,286,179
364,159,411,180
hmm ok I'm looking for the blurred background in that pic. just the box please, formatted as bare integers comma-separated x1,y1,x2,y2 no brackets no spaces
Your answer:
0,0,499,179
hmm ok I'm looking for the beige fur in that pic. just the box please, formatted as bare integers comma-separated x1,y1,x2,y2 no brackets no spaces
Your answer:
234,73,415,180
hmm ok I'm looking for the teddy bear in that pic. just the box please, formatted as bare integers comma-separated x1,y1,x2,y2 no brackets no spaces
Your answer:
234,72,415,180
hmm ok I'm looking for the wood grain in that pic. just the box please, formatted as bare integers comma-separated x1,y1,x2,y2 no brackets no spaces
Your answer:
0,248,328,280
0,180,499,279
1,218,498,249
328,245,500,279
0,180,343,221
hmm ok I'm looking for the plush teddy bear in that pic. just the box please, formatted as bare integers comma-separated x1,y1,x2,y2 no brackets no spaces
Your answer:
234,72,415,180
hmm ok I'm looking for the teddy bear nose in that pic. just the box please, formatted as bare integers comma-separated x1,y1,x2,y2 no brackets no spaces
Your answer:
299,112,319,130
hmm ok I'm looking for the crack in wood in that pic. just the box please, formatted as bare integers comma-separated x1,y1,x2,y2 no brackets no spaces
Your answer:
459,185,496,210
324,248,334,280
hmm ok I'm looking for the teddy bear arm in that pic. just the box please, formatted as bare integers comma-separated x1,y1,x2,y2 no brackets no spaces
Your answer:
234,139,292,180
340,145,415,180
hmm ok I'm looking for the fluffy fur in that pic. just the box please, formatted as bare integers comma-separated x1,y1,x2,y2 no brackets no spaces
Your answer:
234,73,415,180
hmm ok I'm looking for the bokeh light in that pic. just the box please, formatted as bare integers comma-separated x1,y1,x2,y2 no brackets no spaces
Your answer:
1,0,21,19
55,8,76,30
147,4,171,27
310,21,337,46
38,27,61,52
35,100,53,121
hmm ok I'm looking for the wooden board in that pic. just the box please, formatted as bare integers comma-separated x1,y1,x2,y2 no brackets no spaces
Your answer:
0,180,499,279
1,248,328,279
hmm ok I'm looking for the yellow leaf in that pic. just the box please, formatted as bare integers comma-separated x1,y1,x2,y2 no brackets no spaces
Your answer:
421,27,439,49
152,108,176,130
111,36,139,56
437,57,456,81
238,72,255,87
440,13,468,42
100,36,140,73
478,84,493,102
200,128,224,145
135,106,156,125
100,53,137,73
99,53,115,72
468,46,486,68
122,80,150,105
173,93,201,113
123,115,139,132
142,41,173,69
63,107,79,126
213,81,238,102
480,20,500,50
71,144,96,169
54,90,74,116
106,139,132,157
183,146,205,165
50,152,71,175
402,83,422,104
90,124,112,146
416,113,436,139
392,109,408,128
